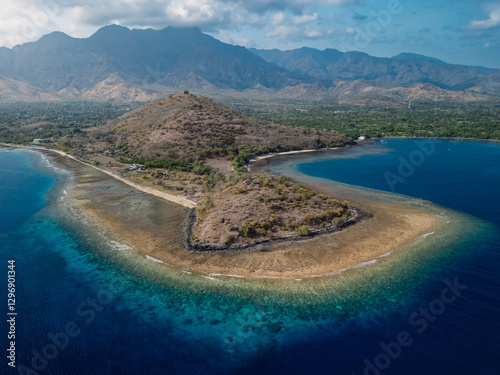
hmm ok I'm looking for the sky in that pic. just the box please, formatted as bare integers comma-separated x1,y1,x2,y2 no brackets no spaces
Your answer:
0,0,499,69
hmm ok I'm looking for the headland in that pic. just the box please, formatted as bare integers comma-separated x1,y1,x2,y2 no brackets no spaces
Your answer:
6,144,453,282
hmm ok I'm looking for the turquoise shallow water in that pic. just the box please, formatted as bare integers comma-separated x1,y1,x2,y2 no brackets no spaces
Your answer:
1,140,499,375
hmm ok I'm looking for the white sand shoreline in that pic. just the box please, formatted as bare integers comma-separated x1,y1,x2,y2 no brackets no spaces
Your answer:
0,143,197,209
1,143,353,208
249,147,343,165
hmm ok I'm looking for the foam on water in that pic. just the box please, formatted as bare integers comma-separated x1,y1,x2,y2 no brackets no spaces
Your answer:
109,240,133,251
202,276,223,281
145,255,169,265
209,273,247,278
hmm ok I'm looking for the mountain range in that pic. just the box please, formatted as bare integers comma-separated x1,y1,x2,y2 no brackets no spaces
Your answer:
251,48,500,94
0,25,499,102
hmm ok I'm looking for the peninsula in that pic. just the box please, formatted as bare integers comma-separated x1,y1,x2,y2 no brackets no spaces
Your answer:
0,92,448,279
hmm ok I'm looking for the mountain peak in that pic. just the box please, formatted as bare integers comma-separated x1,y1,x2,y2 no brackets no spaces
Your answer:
393,52,445,64
1,26,499,101
90,24,131,39
160,26,202,33
39,31,72,42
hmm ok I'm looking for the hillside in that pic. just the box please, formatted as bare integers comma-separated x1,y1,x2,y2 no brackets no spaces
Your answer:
108,92,350,165
0,26,302,101
190,175,358,249
277,81,490,104
82,93,358,248
251,47,500,96
0,76,58,101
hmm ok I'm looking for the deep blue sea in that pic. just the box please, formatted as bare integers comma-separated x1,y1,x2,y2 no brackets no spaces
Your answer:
1,139,499,375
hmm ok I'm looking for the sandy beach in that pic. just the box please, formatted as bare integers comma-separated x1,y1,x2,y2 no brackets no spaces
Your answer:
0,143,196,208
5,143,458,282
248,147,344,168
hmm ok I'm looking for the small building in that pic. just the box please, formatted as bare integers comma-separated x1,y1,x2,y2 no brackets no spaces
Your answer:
33,139,44,144
127,164,146,171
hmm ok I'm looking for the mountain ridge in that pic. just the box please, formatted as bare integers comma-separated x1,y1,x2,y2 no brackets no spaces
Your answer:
0,25,498,102
250,47,500,95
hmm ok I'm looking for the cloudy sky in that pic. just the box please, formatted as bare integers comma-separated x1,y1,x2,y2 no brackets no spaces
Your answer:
1,0,499,68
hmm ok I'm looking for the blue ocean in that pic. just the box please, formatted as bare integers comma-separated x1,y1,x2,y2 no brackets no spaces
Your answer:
1,139,499,375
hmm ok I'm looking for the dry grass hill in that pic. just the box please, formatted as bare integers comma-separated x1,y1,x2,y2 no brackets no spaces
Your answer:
50,92,359,249
190,175,358,249
107,92,351,166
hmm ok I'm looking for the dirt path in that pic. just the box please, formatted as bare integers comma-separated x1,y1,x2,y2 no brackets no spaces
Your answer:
0,143,197,209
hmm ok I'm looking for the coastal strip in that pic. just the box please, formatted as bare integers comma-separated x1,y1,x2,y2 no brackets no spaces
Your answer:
1,142,464,281
0,143,196,209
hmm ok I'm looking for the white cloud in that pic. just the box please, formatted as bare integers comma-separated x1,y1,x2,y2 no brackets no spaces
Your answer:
209,29,256,47
266,9,327,41
266,24,325,41
0,0,357,48
272,12,286,26
324,0,358,4
293,13,318,25
305,29,321,38
0,1,87,47
469,5,500,30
